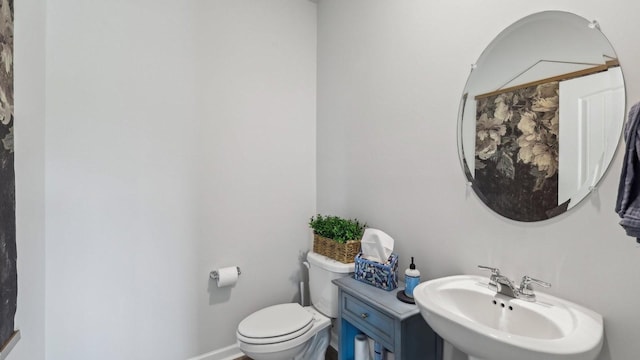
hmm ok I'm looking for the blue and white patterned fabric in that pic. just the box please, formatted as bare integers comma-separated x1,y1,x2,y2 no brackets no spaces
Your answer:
354,252,398,291
615,102,640,242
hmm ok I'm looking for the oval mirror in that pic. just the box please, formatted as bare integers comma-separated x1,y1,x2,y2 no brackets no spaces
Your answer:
458,11,625,222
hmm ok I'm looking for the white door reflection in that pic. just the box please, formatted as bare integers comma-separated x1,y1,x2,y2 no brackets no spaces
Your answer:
559,67,624,208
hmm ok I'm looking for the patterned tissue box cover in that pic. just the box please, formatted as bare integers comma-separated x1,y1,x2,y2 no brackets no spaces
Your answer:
354,252,398,291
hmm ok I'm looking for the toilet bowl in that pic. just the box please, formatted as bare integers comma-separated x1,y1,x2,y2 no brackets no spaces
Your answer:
237,304,330,360
236,251,354,360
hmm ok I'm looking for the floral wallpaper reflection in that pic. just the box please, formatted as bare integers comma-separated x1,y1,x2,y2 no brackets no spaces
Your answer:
474,81,561,221
0,0,15,351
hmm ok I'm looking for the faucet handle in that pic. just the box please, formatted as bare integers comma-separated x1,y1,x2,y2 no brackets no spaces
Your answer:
477,265,500,275
518,276,551,301
478,265,501,289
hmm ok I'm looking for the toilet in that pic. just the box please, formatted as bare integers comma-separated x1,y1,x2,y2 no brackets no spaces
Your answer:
236,251,354,360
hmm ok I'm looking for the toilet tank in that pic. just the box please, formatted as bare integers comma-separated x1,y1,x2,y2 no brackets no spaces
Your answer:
306,251,354,318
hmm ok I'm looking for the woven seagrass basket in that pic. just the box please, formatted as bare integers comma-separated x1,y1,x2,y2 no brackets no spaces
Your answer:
313,234,361,263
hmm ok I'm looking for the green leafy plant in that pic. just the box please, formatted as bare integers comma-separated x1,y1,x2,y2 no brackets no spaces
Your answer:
309,214,366,244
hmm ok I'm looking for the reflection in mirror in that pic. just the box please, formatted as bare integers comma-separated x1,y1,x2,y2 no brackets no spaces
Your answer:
458,11,625,222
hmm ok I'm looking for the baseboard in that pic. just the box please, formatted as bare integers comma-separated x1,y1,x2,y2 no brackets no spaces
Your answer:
186,344,243,360
0,330,21,360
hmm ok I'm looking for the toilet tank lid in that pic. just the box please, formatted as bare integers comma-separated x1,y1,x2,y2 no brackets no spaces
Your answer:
307,251,354,273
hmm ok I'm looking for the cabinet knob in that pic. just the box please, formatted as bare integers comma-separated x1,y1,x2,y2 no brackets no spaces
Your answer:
360,313,368,319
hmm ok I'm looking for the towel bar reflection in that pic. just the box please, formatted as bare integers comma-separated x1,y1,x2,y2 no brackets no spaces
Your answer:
210,267,241,281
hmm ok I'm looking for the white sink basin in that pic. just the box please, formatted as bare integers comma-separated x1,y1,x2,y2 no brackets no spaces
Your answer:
414,275,604,360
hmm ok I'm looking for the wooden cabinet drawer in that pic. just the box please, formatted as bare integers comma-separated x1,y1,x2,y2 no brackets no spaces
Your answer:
343,292,394,346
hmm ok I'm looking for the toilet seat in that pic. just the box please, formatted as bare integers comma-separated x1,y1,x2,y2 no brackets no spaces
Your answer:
237,303,314,345
237,305,332,360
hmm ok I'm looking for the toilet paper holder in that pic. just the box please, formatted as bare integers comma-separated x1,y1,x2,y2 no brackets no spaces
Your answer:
210,266,241,280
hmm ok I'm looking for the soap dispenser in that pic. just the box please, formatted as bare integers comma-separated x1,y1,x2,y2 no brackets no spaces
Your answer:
404,257,420,298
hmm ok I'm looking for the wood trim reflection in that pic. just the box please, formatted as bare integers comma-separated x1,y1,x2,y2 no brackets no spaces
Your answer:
475,59,620,100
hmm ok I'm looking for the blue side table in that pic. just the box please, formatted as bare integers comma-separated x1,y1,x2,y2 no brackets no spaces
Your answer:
333,276,442,360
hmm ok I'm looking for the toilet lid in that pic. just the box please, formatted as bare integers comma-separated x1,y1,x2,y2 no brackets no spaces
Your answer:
238,303,313,340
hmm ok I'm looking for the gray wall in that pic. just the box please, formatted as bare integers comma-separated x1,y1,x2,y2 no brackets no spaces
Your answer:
317,1,640,359
12,0,46,358
13,1,640,359
43,0,316,359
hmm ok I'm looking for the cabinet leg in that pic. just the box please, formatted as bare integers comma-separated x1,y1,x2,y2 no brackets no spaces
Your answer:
339,319,360,360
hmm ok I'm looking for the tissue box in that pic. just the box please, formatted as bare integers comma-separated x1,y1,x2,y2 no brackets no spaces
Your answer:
354,252,398,291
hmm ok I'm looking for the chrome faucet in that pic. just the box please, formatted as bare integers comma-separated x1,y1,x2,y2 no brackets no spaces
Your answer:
518,275,551,301
477,265,501,290
478,265,551,302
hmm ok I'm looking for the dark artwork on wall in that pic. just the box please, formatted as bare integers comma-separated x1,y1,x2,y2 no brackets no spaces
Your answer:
473,81,560,222
0,0,15,351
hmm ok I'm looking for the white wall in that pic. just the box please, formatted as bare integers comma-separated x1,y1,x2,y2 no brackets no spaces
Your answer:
25,1,640,359
44,0,316,359
12,0,47,359
192,0,317,354
317,1,640,359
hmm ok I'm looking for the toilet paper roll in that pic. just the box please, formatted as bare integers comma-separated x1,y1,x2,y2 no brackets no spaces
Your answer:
355,334,369,360
215,266,239,287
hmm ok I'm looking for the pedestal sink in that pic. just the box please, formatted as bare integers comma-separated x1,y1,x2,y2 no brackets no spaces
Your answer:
414,275,604,360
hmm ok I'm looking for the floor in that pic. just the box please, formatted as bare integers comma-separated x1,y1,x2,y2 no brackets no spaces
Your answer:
235,345,338,360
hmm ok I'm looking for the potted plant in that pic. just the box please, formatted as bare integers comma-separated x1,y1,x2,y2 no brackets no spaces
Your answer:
309,214,366,263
